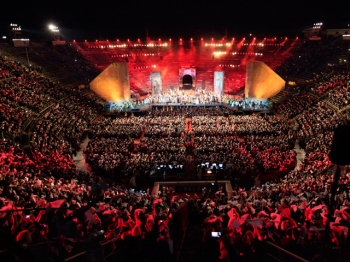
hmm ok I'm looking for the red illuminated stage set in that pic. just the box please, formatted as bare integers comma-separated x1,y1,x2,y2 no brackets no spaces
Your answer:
76,37,298,110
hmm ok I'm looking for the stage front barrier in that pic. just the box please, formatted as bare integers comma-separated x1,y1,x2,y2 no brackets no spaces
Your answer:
151,180,233,199
245,61,285,99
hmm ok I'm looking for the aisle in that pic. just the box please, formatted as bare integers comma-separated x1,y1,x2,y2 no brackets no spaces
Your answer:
185,117,195,179
133,123,147,152
178,225,203,262
294,140,306,170
178,201,203,262
73,137,92,173
178,206,221,262
185,118,192,132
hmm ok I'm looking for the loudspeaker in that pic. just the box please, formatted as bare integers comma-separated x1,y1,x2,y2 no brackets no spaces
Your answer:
329,124,350,165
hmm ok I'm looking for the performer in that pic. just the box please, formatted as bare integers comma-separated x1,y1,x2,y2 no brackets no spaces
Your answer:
153,80,161,95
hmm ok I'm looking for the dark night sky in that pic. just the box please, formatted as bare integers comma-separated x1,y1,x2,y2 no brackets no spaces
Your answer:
1,0,350,40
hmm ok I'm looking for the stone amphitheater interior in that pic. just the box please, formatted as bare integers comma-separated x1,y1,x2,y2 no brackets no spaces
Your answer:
0,19,350,262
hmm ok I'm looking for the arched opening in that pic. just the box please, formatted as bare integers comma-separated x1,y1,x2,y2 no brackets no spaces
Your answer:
182,74,193,90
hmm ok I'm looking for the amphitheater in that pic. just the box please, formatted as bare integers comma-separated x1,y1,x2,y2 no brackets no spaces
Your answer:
0,25,349,262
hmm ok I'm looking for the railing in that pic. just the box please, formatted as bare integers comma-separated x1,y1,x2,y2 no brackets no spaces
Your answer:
0,76,16,82
264,241,310,262
324,100,339,112
0,207,69,213
0,239,118,262
339,104,350,112
62,251,88,262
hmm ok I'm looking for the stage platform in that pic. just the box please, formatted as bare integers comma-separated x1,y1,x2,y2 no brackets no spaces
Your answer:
104,102,271,114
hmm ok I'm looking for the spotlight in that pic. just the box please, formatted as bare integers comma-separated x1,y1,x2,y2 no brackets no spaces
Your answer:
48,24,57,31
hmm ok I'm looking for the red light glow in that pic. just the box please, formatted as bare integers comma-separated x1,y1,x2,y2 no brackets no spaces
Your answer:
82,36,295,96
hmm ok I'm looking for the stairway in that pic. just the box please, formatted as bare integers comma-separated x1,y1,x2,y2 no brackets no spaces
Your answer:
178,224,203,262
178,202,206,262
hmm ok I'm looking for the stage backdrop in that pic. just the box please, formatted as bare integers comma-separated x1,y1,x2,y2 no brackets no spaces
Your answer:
151,72,162,95
90,62,130,102
179,67,196,89
245,61,285,99
214,71,224,96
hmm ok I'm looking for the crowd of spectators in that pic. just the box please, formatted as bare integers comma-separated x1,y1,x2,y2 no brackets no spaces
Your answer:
276,88,318,119
195,161,350,261
1,35,350,261
193,114,296,177
328,85,350,109
84,137,133,174
84,108,298,182
308,64,349,95
56,44,101,80
85,113,188,180
0,138,184,261
0,101,32,139
294,101,343,149
145,120,185,138
0,55,47,138
1,128,349,261
0,52,104,152
276,36,343,78
89,116,145,138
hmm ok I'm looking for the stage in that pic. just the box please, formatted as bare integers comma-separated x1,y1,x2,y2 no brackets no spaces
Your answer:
104,102,271,115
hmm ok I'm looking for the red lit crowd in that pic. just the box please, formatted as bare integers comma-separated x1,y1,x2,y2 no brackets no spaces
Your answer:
0,139,182,261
